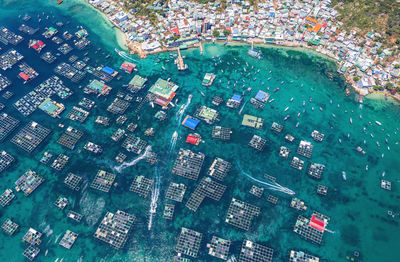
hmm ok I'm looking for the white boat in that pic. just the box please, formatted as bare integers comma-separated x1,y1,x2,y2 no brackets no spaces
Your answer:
349,118,352,124
366,165,368,171
284,107,289,112
375,121,382,126
342,171,347,180
290,97,294,102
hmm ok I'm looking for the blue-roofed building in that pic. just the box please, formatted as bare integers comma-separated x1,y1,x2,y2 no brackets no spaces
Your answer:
102,66,115,75
182,116,200,130
232,94,242,102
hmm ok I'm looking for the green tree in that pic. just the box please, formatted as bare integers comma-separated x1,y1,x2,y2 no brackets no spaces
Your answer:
353,76,360,82
223,29,230,37
212,30,220,37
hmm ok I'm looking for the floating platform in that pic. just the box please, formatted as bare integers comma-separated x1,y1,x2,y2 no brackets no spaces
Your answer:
23,246,40,261
40,152,53,165
0,188,15,207
120,61,136,74
22,228,42,245
54,62,86,83
297,140,313,159
0,73,11,92
163,204,175,220
18,24,39,35
59,230,78,249
57,126,84,149
317,185,328,196
291,198,307,211
79,97,95,110
175,227,203,258
289,250,320,262
67,210,83,222
207,236,231,260
311,130,324,142
129,175,154,198
115,152,127,163
95,116,110,126
84,141,102,154
271,122,283,133
207,157,231,181
202,73,216,86
57,43,73,55
165,182,187,202
43,27,58,39
122,135,147,154
0,27,23,45
212,96,223,106
279,146,290,159
242,114,263,129
212,126,232,141
255,90,270,103
172,148,205,181
291,157,304,171
1,218,19,235
267,194,279,205
248,135,266,151
14,91,46,116
182,115,200,130
225,198,260,231
94,210,135,249
285,134,295,142
0,150,14,173
66,106,90,123
293,211,330,245
111,128,125,142
226,94,242,109
174,256,192,262
308,163,325,180
40,51,56,64
195,106,219,124
64,173,82,191
239,239,274,262
116,115,128,125
107,98,131,114
249,185,264,198
38,97,65,118
127,75,147,93
50,154,69,171
35,76,72,100
186,177,226,212
90,170,116,193
54,196,69,210
15,170,44,196
0,49,24,70
381,180,391,191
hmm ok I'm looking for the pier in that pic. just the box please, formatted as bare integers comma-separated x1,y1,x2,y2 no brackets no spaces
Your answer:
175,48,188,71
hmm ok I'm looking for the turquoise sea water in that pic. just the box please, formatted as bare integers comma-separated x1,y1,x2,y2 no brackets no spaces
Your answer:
0,1,399,261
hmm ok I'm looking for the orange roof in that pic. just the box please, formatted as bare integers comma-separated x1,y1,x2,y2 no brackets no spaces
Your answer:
313,24,323,32
305,17,318,24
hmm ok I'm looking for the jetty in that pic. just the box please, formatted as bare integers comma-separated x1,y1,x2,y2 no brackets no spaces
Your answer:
175,48,187,71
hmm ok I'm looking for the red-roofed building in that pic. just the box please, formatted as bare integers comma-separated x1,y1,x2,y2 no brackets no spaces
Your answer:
19,72,30,81
186,134,201,145
309,215,325,232
171,27,180,35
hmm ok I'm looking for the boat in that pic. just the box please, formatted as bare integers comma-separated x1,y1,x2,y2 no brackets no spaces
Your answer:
284,107,289,112
295,122,299,128
349,118,352,124
57,0,63,4
273,88,279,92
375,121,382,126
290,97,294,102
366,165,368,171
342,171,347,180
172,131,178,139
284,115,290,121
332,113,336,118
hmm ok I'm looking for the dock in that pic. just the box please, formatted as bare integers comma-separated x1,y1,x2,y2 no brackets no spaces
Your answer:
122,135,147,154
64,173,82,191
54,196,69,210
175,48,188,71
186,177,226,212
129,175,154,198
90,170,116,193
57,126,84,149
172,148,205,181
15,170,44,196
0,49,24,70
212,126,232,141
175,227,202,258
163,204,175,220
290,157,305,171
297,140,314,158
0,73,11,92
0,150,14,174
22,228,42,245
14,91,46,116
289,250,320,262
308,163,325,179
207,157,232,181
1,218,19,235
67,211,83,223
66,106,90,123
293,211,330,245
50,154,69,171
248,135,267,151
311,130,325,142
0,188,15,207
165,182,187,202
279,146,290,158
239,240,273,262
225,198,260,231
23,246,40,261
207,236,231,260
249,185,264,198
59,230,78,249
242,114,263,129
107,97,131,114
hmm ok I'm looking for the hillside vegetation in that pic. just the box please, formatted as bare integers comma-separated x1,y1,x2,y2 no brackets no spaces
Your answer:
331,0,400,45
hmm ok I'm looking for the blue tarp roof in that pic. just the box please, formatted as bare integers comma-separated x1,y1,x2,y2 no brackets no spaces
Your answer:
182,116,200,130
232,94,242,102
102,66,115,75
255,91,267,100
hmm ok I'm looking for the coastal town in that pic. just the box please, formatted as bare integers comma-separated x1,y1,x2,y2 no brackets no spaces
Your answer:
87,0,400,98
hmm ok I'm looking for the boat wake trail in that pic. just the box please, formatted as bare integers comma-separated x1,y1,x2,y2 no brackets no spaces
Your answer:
148,167,161,230
239,98,249,115
175,94,192,125
236,161,295,195
114,145,152,173
169,131,178,154
114,48,138,63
